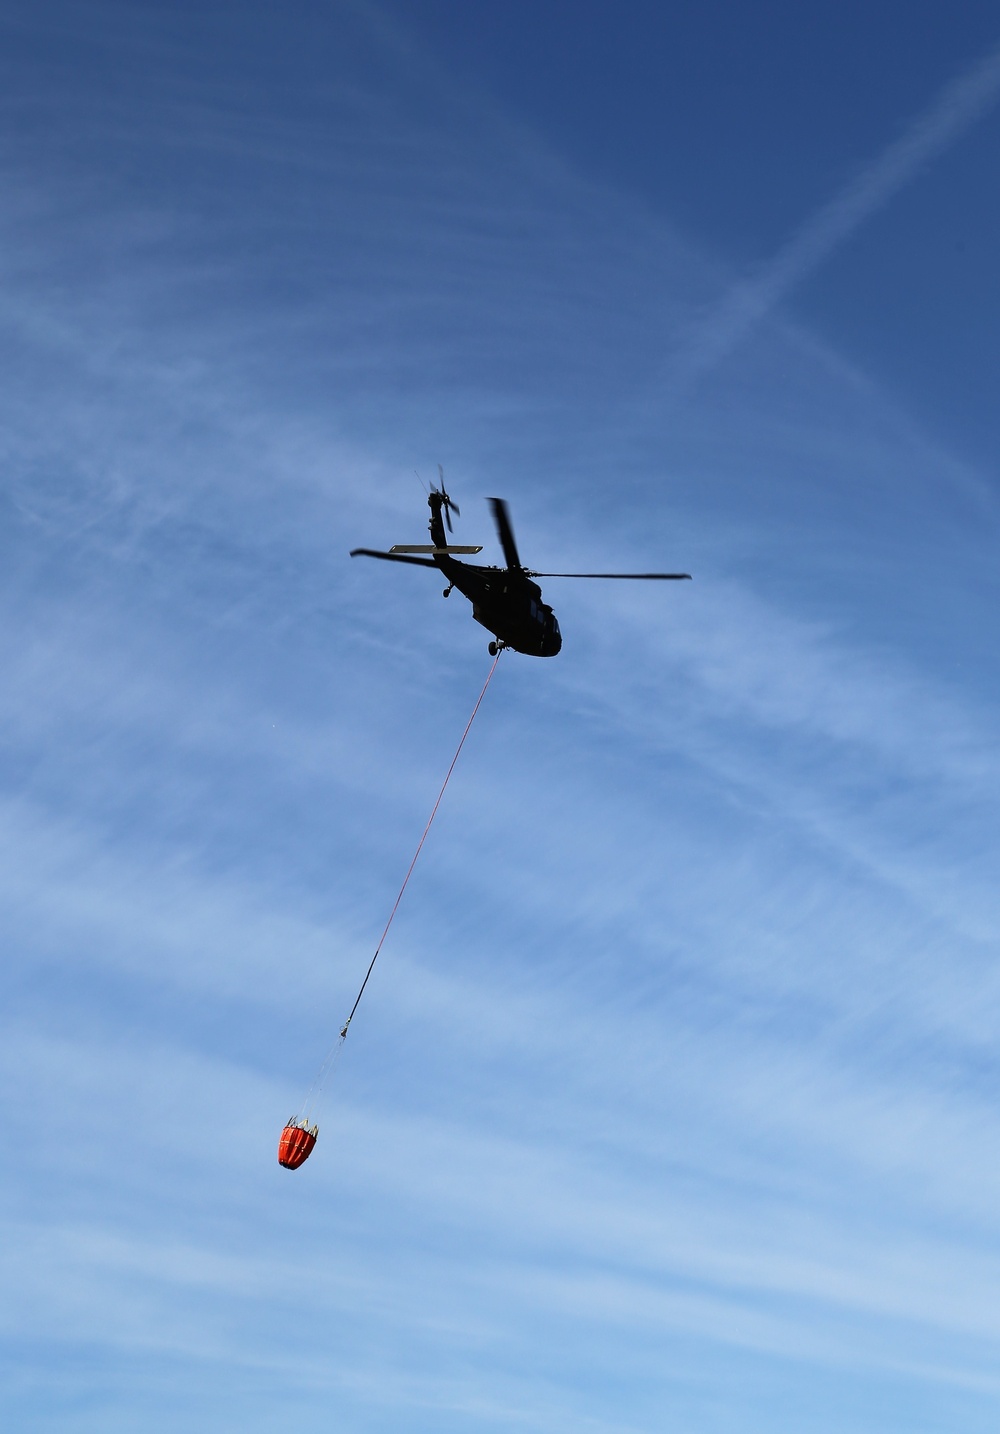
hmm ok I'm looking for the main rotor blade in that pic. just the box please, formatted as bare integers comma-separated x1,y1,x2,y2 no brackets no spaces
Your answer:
350,547,438,568
487,497,522,570
528,571,692,580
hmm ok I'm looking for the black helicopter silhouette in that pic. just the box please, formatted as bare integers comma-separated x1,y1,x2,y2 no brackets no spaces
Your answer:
350,470,691,657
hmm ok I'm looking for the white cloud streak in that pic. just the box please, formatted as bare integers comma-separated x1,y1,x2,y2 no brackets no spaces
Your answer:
2,10,1000,1429
677,39,1000,384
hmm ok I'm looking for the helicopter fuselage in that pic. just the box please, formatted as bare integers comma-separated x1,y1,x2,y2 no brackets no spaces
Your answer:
434,554,562,657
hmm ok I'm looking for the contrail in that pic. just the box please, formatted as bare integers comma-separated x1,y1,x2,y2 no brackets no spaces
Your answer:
676,39,1000,387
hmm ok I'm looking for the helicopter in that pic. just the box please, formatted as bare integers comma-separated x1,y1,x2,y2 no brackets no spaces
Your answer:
350,470,691,657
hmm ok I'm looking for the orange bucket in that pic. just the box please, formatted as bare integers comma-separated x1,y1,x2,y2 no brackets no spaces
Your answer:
278,1118,318,1170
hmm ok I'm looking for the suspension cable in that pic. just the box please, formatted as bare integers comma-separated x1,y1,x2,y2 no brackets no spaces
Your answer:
298,650,504,1120
340,649,502,1037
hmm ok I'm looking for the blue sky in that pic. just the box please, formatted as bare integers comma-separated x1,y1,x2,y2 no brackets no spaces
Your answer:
3,2,1000,1430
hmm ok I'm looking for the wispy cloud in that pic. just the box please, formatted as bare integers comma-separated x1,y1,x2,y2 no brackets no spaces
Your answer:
2,6,1000,1430
674,38,1000,386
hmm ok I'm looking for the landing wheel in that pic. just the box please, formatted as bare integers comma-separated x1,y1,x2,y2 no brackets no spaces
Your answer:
488,641,498,656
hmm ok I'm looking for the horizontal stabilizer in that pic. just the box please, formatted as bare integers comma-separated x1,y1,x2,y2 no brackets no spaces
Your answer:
390,544,483,554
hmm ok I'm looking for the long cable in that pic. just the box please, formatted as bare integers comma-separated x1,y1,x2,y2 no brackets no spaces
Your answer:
298,650,503,1119
340,649,502,1038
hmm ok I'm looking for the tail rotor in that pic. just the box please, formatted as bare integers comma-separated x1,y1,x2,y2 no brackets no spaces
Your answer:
433,464,460,532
